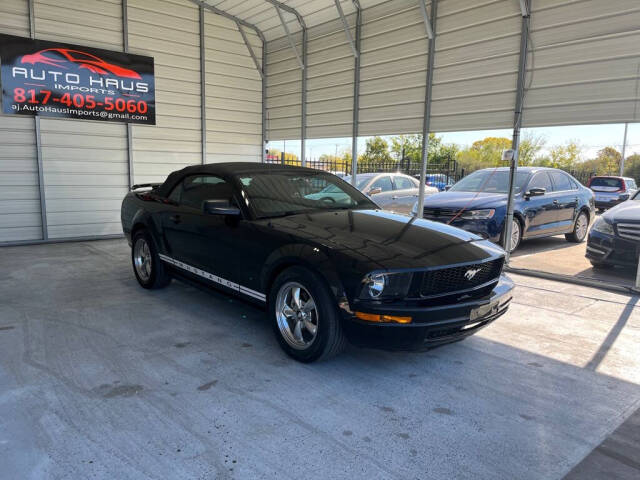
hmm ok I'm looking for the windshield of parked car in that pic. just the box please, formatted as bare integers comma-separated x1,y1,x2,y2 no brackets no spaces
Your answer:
589,177,623,190
342,175,372,190
238,171,377,219
449,170,530,194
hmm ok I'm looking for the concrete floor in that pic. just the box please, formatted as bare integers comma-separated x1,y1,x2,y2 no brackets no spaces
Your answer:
510,235,635,289
1,239,639,480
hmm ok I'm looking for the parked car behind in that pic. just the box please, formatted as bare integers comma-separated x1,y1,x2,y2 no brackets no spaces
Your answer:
329,172,438,215
413,167,595,252
586,189,640,269
420,173,453,191
587,176,637,211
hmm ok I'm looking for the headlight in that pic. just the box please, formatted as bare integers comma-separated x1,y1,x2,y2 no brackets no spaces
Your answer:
360,272,413,300
459,209,495,220
592,217,614,235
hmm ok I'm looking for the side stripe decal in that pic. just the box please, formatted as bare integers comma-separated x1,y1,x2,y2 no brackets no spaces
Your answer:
158,254,266,302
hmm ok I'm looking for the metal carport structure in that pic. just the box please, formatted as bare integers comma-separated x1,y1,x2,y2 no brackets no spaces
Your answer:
1,0,639,246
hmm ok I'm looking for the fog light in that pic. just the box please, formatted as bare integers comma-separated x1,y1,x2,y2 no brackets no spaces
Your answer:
355,312,412,324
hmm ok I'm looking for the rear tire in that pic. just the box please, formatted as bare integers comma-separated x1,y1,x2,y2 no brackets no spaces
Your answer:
131,230,171,289
269,266,346,362
566,211,589,243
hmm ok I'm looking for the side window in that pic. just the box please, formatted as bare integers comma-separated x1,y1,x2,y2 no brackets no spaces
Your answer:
550,171,573,192
394,176,416,190
180,175,235,210
168,182,183,204
370,176,393,192
527,172,553,192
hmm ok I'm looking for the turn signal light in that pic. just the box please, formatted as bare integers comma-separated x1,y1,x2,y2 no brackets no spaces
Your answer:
355,312,412,324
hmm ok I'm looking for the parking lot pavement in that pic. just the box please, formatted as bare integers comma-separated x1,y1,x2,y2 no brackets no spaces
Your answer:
1,239,639,480
510,235,636,289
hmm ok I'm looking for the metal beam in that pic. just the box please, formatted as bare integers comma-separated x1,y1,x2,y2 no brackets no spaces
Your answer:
28,0,48,240
262,39,268,163
301,27,307,166
238,23,264,79
419,0,434,40
504,0,531,262
186,0,265,43
123,0,135,187
200,4,207,164
334,0,358,58
620,122,629,175
351,0,362,185
415,0,438,219
274,5,304,70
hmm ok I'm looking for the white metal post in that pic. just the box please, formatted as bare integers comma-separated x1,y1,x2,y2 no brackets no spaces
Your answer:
620,122,628,176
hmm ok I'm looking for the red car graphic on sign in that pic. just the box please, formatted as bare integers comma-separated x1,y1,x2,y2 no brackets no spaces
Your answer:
21,48,142,79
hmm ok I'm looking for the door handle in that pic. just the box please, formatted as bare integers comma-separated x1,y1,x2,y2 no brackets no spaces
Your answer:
552,200,559,205
169,214,181,224
391,196,399,200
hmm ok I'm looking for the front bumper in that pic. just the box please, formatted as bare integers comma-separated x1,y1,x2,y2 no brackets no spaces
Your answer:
586,230,637,267
342,275,514,350
423,216,503,243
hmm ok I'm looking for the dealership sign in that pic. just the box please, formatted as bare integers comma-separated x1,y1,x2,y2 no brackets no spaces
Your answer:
0,34,155,124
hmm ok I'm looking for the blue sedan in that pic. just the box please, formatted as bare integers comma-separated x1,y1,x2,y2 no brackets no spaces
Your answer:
413,167,595,251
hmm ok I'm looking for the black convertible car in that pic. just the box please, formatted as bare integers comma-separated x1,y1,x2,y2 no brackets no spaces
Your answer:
121,163,514,362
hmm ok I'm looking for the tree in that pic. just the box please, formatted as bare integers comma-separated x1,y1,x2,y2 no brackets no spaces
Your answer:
389,133,456,167
544,141,583,170
595,147,622,175
359,136,393,166
624,153,640,181
456,136,511,174
518,133,546,166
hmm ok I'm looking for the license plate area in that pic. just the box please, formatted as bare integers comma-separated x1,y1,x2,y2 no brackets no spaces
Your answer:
470,298,502,321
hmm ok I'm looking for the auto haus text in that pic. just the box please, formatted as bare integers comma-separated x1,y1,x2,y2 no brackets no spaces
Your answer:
11,67,149,95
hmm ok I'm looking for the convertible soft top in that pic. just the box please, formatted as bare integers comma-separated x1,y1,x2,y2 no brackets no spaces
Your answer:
155,162,319,198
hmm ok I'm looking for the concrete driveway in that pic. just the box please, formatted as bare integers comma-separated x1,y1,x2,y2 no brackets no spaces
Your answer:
1,240,639,479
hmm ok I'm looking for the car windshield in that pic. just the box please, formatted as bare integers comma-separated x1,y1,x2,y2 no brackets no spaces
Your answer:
590,177,623,189
238,171,376,219
342,175,372,190
449,170,530,194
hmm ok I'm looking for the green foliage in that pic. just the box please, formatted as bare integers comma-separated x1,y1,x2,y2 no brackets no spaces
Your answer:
595,147,622,175
544,141,583,170
359,136,393,165
624,154,640,180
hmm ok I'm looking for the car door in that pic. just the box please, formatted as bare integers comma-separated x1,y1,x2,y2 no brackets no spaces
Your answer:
549,171,579,231
522,172,558,236
390,175,419,214
161,174,240,283
367,175,395,209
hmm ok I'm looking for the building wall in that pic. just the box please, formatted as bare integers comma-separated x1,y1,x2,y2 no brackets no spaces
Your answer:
0,0,264,244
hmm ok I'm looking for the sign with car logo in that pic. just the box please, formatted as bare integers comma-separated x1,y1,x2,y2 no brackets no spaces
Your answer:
464,268,481,281
0,34,155,125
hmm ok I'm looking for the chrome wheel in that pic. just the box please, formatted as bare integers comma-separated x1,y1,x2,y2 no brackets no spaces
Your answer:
509,219,521,252
133,237,152,282
575,213,588,241
275,282,319,350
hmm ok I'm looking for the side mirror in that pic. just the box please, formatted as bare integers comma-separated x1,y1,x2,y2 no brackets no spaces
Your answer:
203,199,241,216
526,187,546,198
367,187,382,196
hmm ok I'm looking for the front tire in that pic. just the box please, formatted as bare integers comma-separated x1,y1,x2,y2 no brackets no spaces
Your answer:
131,230,171,289
269,266,346,362
503,218,522,253
566,211,589,243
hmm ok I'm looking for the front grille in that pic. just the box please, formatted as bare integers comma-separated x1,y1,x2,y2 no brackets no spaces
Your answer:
616,223,640,241
419,259,504,298
422,208,459,221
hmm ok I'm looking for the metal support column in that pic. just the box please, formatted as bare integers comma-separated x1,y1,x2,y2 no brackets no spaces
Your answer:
301,27,307,167
200,5,207,164
28,0,48,240
620,122,629,175
123,0,134,186
351,0,361,185
415,0,437,219
504,0,531,262
262,40,268,163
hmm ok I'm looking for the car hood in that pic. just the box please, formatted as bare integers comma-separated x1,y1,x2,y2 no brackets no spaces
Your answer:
261,209,504,271
422,191,510,209
604,200,640,222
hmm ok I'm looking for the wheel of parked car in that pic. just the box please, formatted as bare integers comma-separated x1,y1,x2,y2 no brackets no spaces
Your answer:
131,230,171,289
565,211,589,243
507,218,522,253
269,266,346,362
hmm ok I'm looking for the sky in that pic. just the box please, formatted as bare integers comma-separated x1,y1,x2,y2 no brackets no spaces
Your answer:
267,123,640,162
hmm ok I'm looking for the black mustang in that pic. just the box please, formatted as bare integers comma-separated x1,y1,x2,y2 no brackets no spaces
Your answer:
121,163,514,362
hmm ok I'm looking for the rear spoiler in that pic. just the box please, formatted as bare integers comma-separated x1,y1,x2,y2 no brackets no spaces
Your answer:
130,183,161,191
